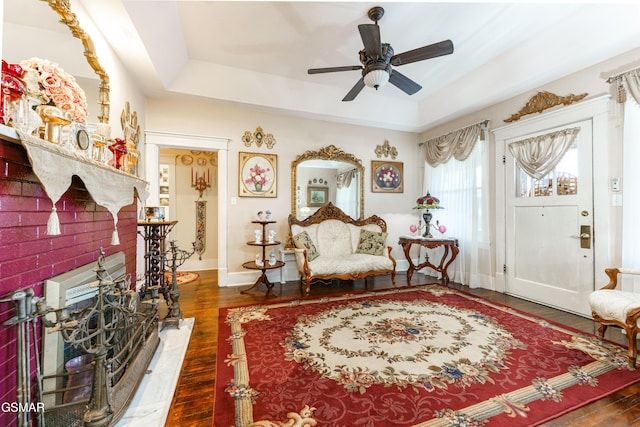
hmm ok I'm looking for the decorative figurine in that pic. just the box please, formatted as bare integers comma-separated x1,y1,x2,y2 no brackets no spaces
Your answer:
254,229,262,243
265,209,272,221
255,253,264,267
269,252,277,266
268,229,276,243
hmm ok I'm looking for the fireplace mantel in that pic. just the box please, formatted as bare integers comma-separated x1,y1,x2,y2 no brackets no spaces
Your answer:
0,124,148,243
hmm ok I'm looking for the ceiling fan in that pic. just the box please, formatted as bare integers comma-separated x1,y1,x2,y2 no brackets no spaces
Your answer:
308,6,454,102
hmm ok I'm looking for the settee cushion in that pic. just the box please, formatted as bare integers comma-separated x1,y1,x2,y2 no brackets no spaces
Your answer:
307,253,395,276
589,289,640,325
356,229,388,256
315,220,353,256
292,231,320,261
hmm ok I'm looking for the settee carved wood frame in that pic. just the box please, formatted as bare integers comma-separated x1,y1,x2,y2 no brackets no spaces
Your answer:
288,202,396,295
504,91,588,123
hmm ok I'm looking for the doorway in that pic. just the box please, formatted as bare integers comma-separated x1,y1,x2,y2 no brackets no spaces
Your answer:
144,131,230,285
493,95,611,317
504,120,593,315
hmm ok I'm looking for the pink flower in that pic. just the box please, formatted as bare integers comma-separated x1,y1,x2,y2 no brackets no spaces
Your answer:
19,57,88,124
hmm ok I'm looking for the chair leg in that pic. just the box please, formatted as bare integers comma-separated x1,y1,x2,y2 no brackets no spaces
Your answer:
597,324,607,339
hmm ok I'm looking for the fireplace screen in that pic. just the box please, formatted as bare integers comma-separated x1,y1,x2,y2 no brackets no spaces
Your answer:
42,252,126,405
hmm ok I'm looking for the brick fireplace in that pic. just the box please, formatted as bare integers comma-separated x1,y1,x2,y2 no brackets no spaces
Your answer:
0,138,138,427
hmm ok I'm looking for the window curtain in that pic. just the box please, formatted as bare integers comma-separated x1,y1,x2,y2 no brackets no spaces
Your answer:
424,122,485,167
336,168,356,189
336,169,358,218
614,69,640,292
421,122,493,288
507,127,580,180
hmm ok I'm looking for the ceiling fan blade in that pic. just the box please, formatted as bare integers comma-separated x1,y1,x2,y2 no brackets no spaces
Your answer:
342,78,366,102
389,70,422,95
358,24,381,57
390,40,454,66
308,65,363,74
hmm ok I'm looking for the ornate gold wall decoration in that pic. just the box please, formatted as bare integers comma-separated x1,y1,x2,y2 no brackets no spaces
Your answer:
375,140,398,159
42,0,110,124
242,126,276,148
504,91,588,123
120,101,141,175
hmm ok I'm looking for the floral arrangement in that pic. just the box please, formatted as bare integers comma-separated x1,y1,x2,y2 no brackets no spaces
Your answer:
414,192,444,210
375,165,400,188
245,163,271,189
19,57,88,123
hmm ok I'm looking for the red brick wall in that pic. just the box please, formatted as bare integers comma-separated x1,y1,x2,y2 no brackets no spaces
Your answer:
0,139,138,426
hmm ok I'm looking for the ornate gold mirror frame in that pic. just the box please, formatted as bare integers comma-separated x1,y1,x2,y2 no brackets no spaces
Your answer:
42,0,110,124
291,144,365,219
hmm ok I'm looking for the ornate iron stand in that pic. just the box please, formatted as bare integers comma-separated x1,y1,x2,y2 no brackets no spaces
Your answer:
162,240,196,330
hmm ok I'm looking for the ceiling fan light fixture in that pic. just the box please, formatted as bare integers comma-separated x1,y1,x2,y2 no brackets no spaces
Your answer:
363,69,390,90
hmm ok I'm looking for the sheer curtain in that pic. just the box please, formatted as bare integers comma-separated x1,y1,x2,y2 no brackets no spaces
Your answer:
610,69,640,291
621,88,640,292
336,169,359,218
422,126,493,288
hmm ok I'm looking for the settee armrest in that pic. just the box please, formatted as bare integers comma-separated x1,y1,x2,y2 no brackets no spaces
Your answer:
293,248,310,277
602,268,640,290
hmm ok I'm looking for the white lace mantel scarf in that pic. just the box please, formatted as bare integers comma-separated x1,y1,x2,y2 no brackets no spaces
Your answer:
15,130,149,245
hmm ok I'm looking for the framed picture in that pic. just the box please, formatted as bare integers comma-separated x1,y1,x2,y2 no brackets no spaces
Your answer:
307,186,328,207
144,206,165,221
372,161,403,193
239,152,277,198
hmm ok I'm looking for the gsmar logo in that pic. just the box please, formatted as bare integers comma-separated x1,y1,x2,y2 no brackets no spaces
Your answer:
1,402,45,413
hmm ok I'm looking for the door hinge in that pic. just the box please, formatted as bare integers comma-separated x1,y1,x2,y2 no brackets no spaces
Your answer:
503,264,507,273
502,155,506,164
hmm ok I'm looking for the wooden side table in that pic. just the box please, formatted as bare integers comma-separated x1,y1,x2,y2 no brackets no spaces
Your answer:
398,236,459,284
241,220,284,297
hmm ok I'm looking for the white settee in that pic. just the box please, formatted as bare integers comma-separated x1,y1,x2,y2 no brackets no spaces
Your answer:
288,203,396,295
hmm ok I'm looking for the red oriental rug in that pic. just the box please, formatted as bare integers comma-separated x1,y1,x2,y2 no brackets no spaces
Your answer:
214,285,640,426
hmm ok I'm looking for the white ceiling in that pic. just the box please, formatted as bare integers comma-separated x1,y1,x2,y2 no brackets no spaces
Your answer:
5,1,640,132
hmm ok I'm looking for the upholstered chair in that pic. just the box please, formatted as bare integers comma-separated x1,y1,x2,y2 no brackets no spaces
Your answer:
589,268,640,368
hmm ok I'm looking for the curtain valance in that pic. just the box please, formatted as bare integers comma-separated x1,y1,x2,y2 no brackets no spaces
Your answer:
336,169,357,189
610,69,640,105
508,127,580,180
15,129,149,244
422,121,487,167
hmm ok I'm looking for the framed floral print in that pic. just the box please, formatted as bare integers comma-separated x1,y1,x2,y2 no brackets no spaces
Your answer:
371,160,403,193
239,152,277,197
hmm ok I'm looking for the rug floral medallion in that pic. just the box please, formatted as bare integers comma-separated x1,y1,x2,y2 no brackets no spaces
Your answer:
214,285,640,427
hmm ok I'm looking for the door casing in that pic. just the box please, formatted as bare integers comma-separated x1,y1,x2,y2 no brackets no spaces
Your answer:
493,95,611,315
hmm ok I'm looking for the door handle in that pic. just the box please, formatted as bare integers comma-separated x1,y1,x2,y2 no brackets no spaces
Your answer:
579,225,591,249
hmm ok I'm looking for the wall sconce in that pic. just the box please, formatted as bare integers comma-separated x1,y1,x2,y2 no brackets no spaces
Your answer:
191,168,211,198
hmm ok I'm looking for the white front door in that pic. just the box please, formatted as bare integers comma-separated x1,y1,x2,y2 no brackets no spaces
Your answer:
504,119,594,316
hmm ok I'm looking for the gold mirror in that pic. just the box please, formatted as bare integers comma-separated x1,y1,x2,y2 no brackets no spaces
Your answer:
291,145,364,220
3,0,110,124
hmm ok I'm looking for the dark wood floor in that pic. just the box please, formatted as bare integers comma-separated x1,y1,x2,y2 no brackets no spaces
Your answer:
164,271,640,427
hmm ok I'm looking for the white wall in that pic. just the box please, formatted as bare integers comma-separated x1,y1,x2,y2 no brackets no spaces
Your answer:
420,46,640,282
145,99,420,284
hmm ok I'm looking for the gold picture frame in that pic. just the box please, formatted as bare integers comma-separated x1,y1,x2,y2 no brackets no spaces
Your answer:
239,152,277,198
371,161,403,193
307,186,328,207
